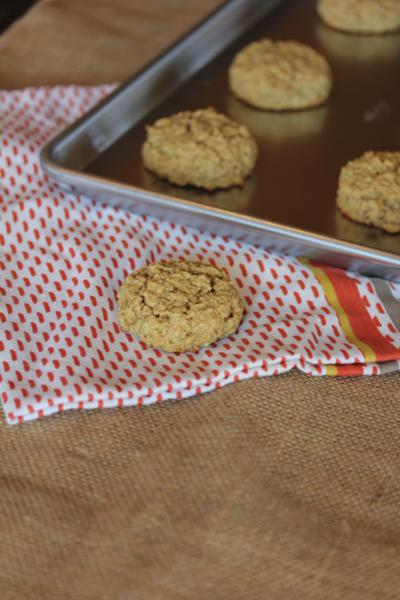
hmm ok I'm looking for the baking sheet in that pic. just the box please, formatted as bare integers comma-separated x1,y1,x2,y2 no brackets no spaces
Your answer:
41,0,400,279
86,0,400,256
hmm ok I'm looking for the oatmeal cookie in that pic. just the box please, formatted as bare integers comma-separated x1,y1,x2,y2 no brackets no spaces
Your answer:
228,39,332,111
336,151,400,233
141,108,257,190
317,0,400,34
118,260,244,352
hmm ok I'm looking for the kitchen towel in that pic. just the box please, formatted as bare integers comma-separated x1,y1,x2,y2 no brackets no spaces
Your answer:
1,85,400,425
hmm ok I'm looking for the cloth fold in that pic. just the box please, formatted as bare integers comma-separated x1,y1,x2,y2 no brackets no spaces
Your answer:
1,85,400,425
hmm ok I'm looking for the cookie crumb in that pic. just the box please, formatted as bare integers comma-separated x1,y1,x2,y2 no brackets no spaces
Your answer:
363,101,391,123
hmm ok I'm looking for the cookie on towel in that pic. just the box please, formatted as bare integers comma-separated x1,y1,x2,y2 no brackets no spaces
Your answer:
228,39,332,111
118,260,244,353
317,0,400,34
141,107,257,190
336,151,400,233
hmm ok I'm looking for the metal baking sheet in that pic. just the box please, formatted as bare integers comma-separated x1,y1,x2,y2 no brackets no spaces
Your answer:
41,0,400,281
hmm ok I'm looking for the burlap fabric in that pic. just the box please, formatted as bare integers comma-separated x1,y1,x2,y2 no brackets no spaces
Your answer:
1,2,400,598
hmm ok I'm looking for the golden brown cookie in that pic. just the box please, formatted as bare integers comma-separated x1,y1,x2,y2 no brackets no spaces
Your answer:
141,108,257,190
228,39,332,111
317,0,400,34
118,261,244,353
336,151,400,233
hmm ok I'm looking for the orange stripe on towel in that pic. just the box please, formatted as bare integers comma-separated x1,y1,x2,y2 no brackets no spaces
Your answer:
304,260,400,363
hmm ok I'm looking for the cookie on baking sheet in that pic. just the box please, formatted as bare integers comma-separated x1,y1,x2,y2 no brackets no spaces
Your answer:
141,108,257,190
317,0,400,35
336,151,400,233
118,261,244,353
228,39,332,111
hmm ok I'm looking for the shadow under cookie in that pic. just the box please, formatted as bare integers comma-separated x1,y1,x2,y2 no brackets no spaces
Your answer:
141,166,255,214
316,22,400,63
334,210,400,254
226,95,329,142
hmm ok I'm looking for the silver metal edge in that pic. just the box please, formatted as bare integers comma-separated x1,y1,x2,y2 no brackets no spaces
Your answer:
40,0,282,169
39,0,400,281
43,162,400,279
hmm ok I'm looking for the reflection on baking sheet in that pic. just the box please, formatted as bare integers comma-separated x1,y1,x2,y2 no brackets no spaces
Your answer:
84,0,400,271
226,95,328,142
316,23,400,63
334,211,400,254
141,166,255,213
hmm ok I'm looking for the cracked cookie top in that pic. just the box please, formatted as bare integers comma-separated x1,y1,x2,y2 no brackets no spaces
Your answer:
336,151,400,233
141,107,257,190
117,260,244,353
229,39,332,111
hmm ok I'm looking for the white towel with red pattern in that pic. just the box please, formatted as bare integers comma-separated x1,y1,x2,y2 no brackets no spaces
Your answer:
1,86,400,424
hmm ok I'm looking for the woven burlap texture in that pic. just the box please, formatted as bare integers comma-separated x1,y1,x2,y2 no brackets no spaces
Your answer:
2,375,400,599
1,1,400,599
